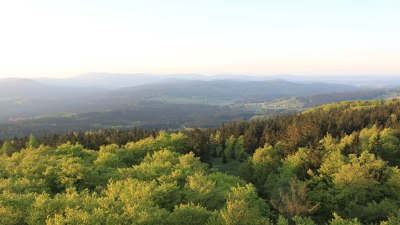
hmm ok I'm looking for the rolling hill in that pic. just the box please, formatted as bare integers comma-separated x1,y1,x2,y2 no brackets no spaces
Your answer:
0,78,359,120
0,76,398,138
112,79,359,102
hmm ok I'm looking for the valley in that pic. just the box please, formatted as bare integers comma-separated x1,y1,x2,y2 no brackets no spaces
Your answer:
1,75,400,138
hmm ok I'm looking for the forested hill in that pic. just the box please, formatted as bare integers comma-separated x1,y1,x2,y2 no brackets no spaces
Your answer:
2,99,400,224
113,79,358,101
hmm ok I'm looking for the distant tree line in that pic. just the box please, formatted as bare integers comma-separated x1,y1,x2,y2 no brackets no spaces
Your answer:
0,128,157,154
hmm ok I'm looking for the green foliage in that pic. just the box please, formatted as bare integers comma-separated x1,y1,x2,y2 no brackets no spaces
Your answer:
27,134,38,149
212,157,242,176
0,132,272,225
380,209,400,225
4,99,400,224
185,172,246,210
277,215,289,225
239,143,281,191
187,128,212,163
234,136,246,161
0,192,36,225
332,152,386,203
224,135,236,160
168,203,215,225
220,184,272,225
121,131,187,165
378,128,400,165
1,140,16,156
292,216,317,225
328,213,362,225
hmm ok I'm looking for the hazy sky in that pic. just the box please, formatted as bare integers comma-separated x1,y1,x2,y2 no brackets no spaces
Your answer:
0,0,399,78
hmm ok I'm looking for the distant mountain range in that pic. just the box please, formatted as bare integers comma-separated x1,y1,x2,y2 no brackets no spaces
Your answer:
36,73,170,89
0,78,103,98
112,79,359,102
1,75,361,99
29,73,400,89
0,73,399,138
0,77,360,119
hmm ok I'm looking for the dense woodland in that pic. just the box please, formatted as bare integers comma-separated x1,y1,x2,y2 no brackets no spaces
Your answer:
2,99,400,224
0,102,254,139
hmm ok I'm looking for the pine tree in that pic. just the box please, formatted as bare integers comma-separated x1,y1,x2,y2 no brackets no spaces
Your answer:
1,140,15,156
27,134,38,149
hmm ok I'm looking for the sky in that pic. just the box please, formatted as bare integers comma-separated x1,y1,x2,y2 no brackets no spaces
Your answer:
0,0,399,78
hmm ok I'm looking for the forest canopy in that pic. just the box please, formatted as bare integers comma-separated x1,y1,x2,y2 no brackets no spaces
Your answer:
2,100,400,224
